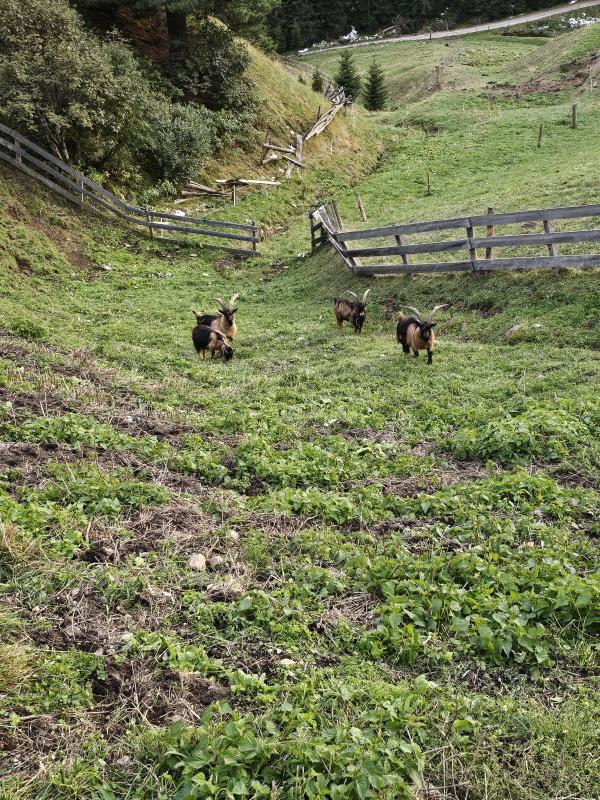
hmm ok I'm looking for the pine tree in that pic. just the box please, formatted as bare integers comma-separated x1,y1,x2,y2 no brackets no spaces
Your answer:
363,59,387,111
311,67,324,93
334,50,361,101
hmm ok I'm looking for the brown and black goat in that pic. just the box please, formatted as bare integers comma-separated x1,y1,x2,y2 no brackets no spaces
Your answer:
194,293,239,340
192,324,235,362
333,289,371,334
396,304,448,365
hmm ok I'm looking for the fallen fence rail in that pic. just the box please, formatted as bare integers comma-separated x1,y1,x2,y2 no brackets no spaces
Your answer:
0,121,260,256
310,198,600,275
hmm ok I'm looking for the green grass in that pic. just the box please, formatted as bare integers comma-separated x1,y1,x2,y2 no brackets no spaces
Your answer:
1,21,600,800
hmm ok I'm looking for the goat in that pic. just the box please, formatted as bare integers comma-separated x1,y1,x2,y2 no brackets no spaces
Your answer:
333,289,371,334
396,304,448,365
192,324,234,362
194,293,239,340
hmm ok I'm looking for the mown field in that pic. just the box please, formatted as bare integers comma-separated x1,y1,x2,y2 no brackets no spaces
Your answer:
1,21,600,800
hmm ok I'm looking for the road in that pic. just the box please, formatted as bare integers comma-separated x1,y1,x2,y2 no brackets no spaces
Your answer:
299,0,600,55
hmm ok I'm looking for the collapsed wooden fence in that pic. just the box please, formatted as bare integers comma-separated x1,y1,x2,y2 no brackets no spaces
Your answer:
310,198,600,275
0,121,260,256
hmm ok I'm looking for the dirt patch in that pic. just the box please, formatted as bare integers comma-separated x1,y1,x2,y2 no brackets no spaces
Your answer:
498,53,600,98
27,584,179,657
93,658,229,725
0,441,77,489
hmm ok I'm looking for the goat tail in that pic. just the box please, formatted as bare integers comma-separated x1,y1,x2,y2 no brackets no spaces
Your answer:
395,312,405,343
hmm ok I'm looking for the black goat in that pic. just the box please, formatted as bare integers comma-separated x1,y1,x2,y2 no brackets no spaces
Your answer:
192,324,234,361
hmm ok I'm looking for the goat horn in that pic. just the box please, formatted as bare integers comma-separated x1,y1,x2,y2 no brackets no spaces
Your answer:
345,291,358,300
229,293,239,308
426,304,449,321
213,297,226,308
400,306,422,319
362,289,371,303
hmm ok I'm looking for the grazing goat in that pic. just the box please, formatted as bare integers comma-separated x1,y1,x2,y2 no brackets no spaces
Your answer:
333,289,371,334
194,293,239,340
396,304,448,365
192,324,235,361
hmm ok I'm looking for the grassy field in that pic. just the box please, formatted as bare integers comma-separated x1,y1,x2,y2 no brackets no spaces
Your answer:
1,21,600,800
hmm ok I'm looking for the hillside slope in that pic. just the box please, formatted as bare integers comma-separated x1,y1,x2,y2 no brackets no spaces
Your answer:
1,20,600,800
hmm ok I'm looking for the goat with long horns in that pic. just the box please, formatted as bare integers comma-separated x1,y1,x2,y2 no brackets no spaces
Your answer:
333,289,371,334
193,294,239,341
396,304,448,365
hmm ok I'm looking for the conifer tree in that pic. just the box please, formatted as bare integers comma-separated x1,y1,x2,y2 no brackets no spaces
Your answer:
334,50,361,101
363,59,387,111
311,67,324,93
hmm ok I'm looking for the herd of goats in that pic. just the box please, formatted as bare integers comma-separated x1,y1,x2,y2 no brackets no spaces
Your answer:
192,291,448,365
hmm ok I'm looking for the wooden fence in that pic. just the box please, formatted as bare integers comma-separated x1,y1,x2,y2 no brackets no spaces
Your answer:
310,198,600,275
0,121,260,256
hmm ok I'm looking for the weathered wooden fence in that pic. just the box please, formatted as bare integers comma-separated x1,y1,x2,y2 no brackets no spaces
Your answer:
0,121,260,256
310,198,600,275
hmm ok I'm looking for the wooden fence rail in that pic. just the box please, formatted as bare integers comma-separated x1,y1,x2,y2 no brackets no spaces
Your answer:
0,121,260,256
310,198,600,275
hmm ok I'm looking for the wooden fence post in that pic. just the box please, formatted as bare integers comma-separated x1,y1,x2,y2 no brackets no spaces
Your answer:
538,122,544,148
354,192,367,222
252,220,257,254
330,198,343,232
426,172,432,196
144,204,154,237
13,137,21,164
467,221,476,270
572,103,578,129
485,207,494,260
543,219,558,257
395,233,413,279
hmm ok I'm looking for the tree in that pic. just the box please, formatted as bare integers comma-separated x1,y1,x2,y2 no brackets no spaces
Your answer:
334,50,361,101
363,59,387,111
311,67,324,93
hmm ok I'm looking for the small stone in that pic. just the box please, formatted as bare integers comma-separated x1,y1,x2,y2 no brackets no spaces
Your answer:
228,530,239,541
100,264,112,271
188,552,207,571
208,555,224,569
279,658,295,667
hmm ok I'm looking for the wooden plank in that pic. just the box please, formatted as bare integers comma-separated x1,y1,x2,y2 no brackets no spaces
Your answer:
356,261,474,275
344,239,469,258
470,229,600,248
332,216,471,240
261,143,295,154
147,221,259,243
473,254,600,271
469,204,600,227
572,103,578,129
